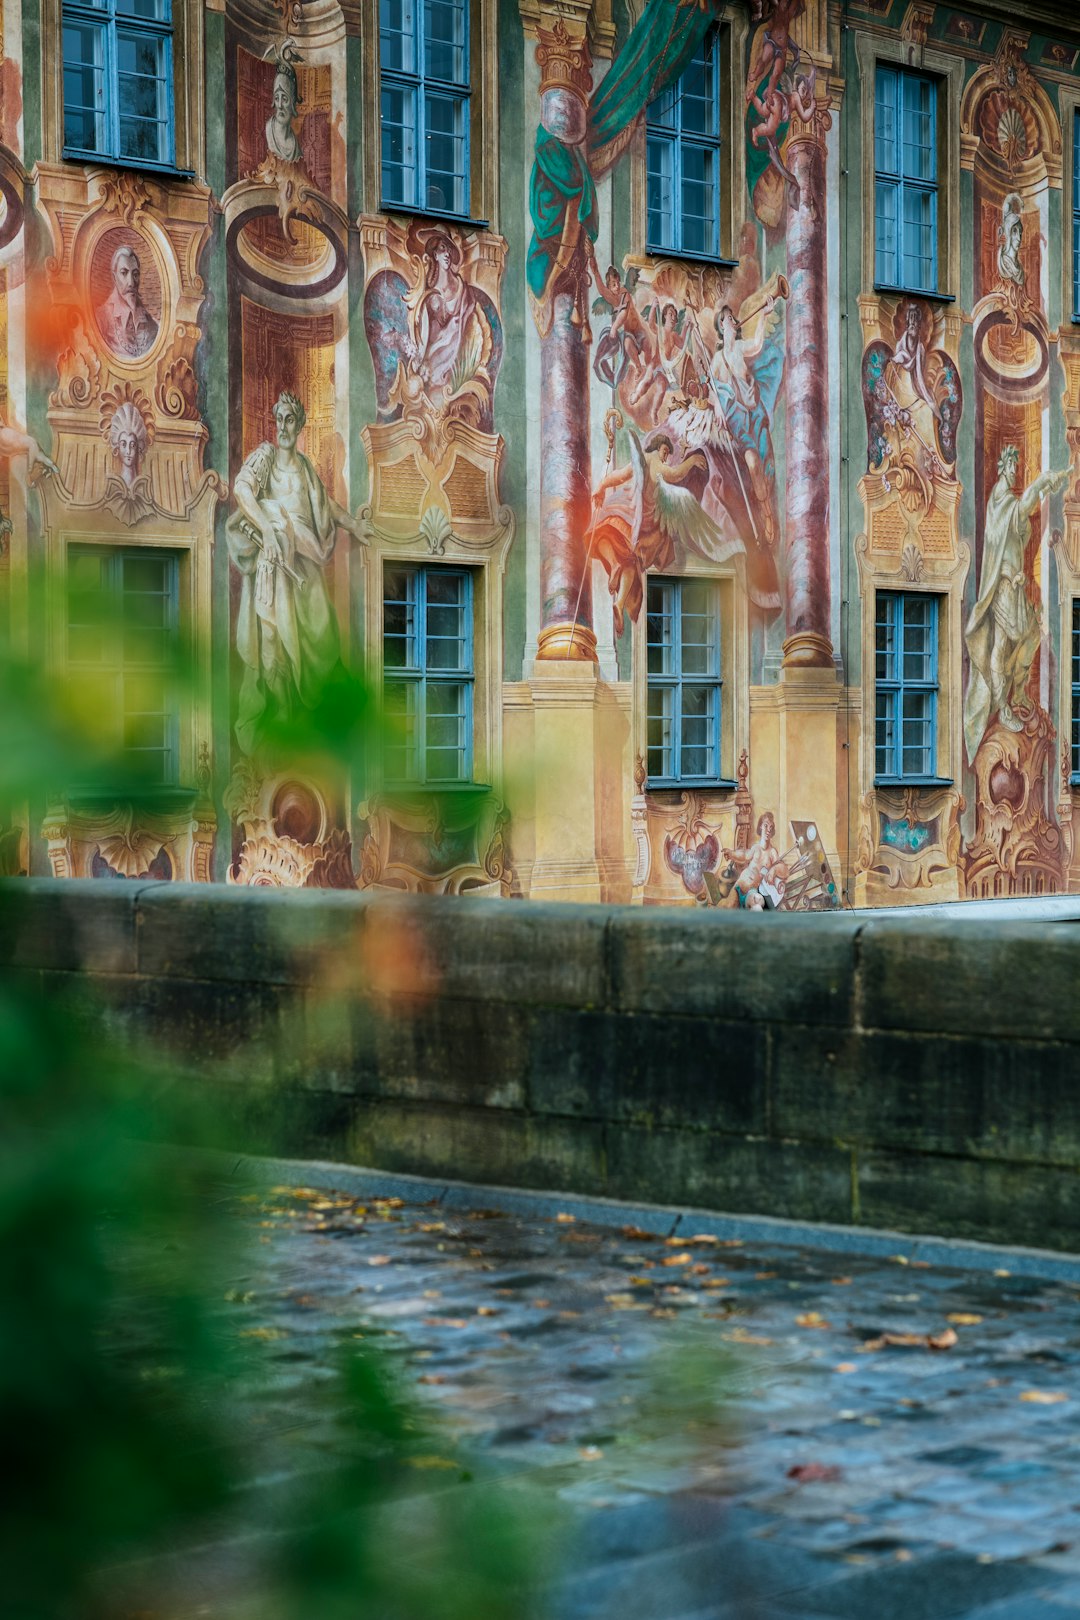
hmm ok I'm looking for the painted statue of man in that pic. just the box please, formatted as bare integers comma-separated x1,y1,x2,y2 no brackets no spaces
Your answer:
226,391,365,756
963,444,1069,761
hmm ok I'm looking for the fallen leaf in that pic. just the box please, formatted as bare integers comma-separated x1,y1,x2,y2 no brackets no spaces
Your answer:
621,1225,657,1241
723,1327,774,1346
662,1252,692,1267
686,1234,721,1245
1019,1390,1068,1404
835,1362,857,1373
756,1271,778,1281
404,1455,459,1470
831,1276,853,1286
555,1213,576,1224
368,1255,392,1267
787,1463,842,1483
417,1374,446,1385
422,1317,469,1329
239,1326,286,1341
579,1446,603,1460
702,1277,732,1289
530,1299,551,1309
796,1312,831,1330
418,1222,446,1233
994,1269,1011,1278
947,1313,983,1326
477,1306,499,1317
858,1327,957,1353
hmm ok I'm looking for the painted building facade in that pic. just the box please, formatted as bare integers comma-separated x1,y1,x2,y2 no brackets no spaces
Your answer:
1,0,1079,907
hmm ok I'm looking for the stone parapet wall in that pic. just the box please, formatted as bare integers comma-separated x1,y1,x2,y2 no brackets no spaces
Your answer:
6,880,1080,1251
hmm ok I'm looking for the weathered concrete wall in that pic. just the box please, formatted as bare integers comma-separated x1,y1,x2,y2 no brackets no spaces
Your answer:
6,879,1080,1251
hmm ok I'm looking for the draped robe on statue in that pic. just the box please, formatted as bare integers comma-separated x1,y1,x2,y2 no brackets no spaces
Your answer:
963,468,1057,764
226,443,343,757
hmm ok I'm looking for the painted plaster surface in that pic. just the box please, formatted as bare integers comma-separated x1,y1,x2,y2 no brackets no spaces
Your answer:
1,0,1080,904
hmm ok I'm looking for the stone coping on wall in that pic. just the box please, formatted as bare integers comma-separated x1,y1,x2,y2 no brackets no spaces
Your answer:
4,880,1080,1252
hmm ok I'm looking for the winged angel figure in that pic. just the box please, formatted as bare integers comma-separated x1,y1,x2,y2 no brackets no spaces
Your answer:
587,428,741,635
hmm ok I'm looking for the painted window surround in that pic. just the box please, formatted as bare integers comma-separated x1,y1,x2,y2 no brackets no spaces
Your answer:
633,555,747,798
1071,599,1080,785
66,545,182,786
360,0,499,229
362,529,512,801
382,563,476,786
855,31,962,303
629,4,746,270
1062,89,1080,324
49,533,204,792
645,575,727,788
645,25,724,262
379,0,472,221
873,590,942,785
41,0,204,176
60,0,176,171
873,64,939,297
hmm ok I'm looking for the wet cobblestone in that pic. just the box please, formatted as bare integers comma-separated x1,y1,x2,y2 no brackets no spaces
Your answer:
196,1168,1080,1618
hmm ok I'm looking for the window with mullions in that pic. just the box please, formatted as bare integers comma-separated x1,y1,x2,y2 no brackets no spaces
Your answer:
646,26,722,260
66,547,181,786
62,0,174,168
1071,599,1080,781
383,565,474,784
380,0,470,218
875,64,938,294
875,592,940,782
646,577,724,786
1073,112,1080,320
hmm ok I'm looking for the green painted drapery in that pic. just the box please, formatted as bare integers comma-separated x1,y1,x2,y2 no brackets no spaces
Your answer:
527,0,716,307
526,128,599,302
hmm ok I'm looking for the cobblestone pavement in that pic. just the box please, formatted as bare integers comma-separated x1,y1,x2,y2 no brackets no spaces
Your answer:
191,1165,1080,1620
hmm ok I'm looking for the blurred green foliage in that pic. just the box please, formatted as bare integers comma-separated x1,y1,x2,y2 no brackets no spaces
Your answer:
0,602,546,1619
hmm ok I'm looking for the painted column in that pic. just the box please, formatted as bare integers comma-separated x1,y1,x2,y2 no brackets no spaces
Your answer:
781,97,834,668
532,19,597,663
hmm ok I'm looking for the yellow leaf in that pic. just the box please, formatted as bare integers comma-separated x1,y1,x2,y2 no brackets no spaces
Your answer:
796,1312,831,1330
662,1252,692,1267
476,1306,499,1317
1020,1390,1068,1404
835,1362,857,1373
723,1327,774,1346
947,1313,983,1326
555,1213,576,1223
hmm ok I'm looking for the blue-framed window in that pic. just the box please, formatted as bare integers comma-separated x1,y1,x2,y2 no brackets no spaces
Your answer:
62,0,175,169
646,26,722,260
380,0,470,218
646,576,724,786
66,546,181,786
1073,112,1080,320
383,564,474,783
875,592,940,782
874,65,938,293
1071,599,1080,781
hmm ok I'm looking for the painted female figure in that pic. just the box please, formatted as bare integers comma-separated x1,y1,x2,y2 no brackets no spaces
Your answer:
404,230,493,408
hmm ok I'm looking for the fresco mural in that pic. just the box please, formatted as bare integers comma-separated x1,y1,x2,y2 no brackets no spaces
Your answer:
7,0,1080,905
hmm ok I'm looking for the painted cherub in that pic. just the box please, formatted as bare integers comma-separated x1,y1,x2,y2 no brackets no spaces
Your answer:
748,59,817,212
630,301,693,422
589,246,657,412
722,810,788,909
588,428,738,633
